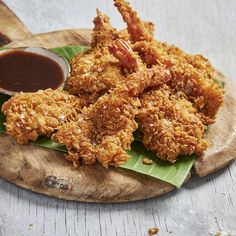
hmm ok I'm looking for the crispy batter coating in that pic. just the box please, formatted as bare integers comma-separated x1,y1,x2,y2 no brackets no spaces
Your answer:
138,85,208,162
2,89,83,144
112,39,207,162
67,7,155,105
114,0,153,42
68,48,125,104
91,9,120,47
109,38,142,73
133,41,224,122
53,93,139,168
109,39,171,90
53,56,171,167
114,0,224,122
67,10,126,104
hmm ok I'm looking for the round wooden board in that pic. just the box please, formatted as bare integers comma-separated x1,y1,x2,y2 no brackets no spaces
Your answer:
0,29,235,202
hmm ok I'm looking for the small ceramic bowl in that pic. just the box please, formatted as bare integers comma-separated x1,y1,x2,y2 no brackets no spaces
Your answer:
0,47,70,96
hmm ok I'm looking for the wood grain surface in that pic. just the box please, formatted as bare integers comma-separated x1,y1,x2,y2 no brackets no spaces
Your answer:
0,0,236,235
6,29,91,48
0,0,31,45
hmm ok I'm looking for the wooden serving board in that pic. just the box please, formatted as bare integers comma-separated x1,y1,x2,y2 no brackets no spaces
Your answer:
0,0,31,45
0,1,236,202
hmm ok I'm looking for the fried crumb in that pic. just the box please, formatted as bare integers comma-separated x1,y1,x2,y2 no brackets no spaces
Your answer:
148,227,159,235
215,231,232,236
142,157,154,165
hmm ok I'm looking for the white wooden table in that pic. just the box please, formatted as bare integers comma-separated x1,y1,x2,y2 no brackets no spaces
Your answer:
0,0,236,235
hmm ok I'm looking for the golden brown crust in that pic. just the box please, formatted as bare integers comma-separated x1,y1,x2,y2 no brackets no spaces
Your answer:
92,9,119,47
138,85,208,163
133,41,224,121
53,93,139,168
54,59,171,167
67,48,125,104
66,10,126,105
114,0,224,121
114,0,153,42
2,89,83,144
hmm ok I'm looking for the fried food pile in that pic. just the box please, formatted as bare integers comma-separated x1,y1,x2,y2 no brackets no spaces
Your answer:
53,60,170,167
1,0,224,167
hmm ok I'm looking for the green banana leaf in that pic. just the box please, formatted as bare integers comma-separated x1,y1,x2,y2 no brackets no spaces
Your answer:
33,136,68,153
51,46,88,62
0,46,196,188
32,137,194,188
124,142,194,188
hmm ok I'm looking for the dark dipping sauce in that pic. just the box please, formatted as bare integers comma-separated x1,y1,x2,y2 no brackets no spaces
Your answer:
0,50,64,93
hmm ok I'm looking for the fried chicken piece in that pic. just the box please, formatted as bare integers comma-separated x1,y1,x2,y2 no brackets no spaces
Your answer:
138,85,208,163
53,42,171,167
67,10,126,105
114,0,224,122
2,89,83,144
